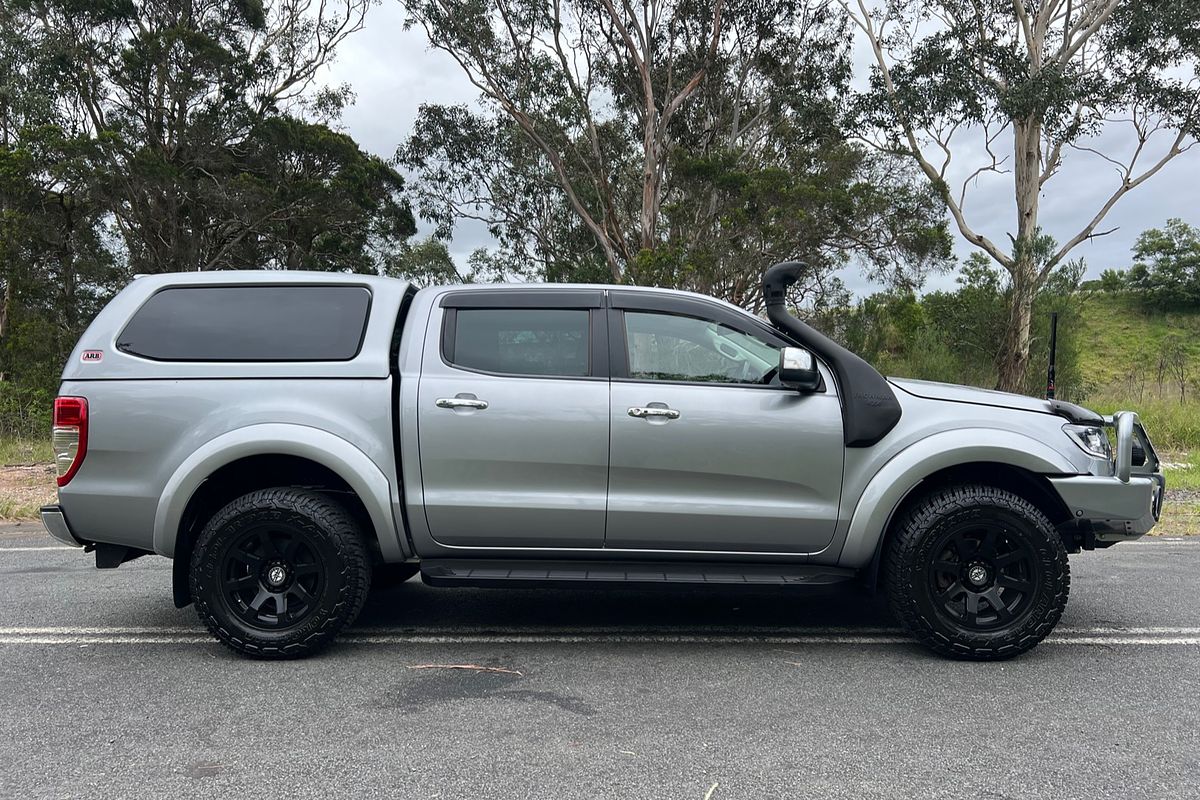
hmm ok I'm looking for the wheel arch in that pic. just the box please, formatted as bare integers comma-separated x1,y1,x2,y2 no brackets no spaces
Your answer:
840,429,1078,577
156,424,404,607
856,461,1075,592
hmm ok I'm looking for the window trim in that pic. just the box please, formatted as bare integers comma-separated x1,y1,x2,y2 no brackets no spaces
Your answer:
439,305,609,381
115,283,373,363
610,290,796,347
440,289,603,309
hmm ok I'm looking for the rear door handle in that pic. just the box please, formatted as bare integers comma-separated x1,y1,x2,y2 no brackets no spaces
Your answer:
436,397,489,410
628,406,680,420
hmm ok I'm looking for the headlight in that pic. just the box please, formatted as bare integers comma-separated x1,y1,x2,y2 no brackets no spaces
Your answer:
1063,424,1112,460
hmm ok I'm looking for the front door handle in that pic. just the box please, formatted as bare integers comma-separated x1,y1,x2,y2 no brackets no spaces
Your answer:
628,406,680,420
436,397,489,410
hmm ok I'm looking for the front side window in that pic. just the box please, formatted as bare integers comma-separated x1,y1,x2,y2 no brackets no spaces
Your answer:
449,309,590,377
623,311,779,385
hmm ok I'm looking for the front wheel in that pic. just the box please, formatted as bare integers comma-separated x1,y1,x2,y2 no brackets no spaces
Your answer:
190,487,371,659
885,484,1069,660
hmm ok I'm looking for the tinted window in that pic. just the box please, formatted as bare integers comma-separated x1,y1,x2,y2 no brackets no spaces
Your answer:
450,309,589,377
624,311,779,384
118,285,371,361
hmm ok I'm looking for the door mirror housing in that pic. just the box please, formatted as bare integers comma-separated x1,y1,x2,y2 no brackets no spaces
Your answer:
779,347,821,392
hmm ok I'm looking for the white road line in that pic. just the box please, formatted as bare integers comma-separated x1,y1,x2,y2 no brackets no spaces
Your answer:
2,625,1199,636
0,546,78,552
0,634,1197,646
0,627,1198,647
3,625,1199,636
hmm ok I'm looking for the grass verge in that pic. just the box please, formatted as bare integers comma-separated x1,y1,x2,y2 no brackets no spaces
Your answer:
0,437,53,465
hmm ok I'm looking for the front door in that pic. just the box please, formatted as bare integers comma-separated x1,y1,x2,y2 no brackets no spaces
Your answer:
606,293,844,553
417,290,609,548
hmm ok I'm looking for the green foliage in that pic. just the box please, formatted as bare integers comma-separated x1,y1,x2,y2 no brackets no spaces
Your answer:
1124,219,1200,309
1089,394,1200,454
399,0,952,306
12,0,404,275
0,435,52,466
0,382,53,440
822,252,1087,398
1099,268,1127,292
385,237,463,285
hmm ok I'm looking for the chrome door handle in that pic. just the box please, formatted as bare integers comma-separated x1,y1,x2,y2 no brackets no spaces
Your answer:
628,406,680,420
436,398,489,410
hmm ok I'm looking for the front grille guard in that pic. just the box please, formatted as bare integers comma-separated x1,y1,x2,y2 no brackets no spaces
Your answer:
1105,411,1165,519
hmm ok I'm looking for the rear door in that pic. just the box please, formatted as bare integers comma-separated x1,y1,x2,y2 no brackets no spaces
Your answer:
417,289,610,548
606,291,844,553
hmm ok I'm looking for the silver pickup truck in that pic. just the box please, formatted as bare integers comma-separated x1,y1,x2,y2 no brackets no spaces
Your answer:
40,262,1163,660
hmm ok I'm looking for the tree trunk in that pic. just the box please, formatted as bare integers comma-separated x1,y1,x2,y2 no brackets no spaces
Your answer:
995,117,1043,393
641,130,660,252
996,261,1036,393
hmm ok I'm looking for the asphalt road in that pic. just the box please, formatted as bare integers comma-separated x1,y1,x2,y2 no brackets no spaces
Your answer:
1,521,1198,800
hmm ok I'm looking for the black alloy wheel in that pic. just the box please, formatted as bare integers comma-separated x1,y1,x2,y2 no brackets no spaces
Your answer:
927,523,1038,630
219,523,327,630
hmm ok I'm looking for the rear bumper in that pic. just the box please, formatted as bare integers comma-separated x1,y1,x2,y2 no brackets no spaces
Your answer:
40,505,84,547
1049,473,1165,543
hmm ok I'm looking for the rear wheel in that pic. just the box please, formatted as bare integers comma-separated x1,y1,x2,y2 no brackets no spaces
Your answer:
190,487,371,659
885,484,1069,660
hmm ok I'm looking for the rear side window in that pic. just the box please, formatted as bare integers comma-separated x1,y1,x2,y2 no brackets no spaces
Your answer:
447,309,589,377
117,285,371,362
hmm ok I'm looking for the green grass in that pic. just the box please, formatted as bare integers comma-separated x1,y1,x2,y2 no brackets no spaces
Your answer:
1075,292,1200,392
1087,394,1200,451
0,497,43,521
0,437,53,466
1073,294,1200,496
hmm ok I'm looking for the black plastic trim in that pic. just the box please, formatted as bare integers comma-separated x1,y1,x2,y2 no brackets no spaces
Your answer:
1048,399,1104,425
609,290,792,345
390,284,419,558
94,543,149,569
420,558,857,589
762,262,901,447
441,289,603,309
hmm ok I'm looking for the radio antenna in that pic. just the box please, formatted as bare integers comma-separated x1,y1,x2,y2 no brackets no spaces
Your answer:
1045,311,1058,400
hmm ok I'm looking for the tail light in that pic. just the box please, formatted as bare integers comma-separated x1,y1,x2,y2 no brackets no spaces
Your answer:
52,396,88,487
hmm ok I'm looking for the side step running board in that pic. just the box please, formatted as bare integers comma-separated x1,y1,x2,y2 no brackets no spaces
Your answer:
419,559,857,589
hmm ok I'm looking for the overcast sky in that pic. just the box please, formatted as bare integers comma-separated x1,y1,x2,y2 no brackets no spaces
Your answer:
324,3,1200,297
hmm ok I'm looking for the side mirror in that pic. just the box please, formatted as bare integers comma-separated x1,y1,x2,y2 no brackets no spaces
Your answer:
779,347,820,392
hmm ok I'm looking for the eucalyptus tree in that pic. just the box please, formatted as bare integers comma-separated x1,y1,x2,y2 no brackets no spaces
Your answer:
0,5,117,393
842,0,1200,391
24,0,415,274
400,0,951,307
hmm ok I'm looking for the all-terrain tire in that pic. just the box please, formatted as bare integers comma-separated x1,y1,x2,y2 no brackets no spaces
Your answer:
190,487,371,659
885,483,1070,660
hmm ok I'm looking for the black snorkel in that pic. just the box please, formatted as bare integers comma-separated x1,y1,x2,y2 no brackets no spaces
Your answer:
762,261,902,447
